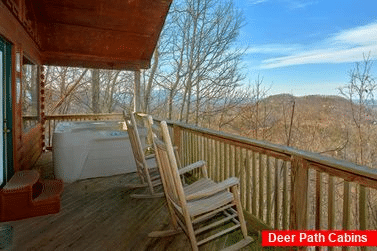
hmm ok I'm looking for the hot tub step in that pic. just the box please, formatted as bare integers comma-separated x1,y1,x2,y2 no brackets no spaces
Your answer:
31,179,63,218
0,170,63,222
32,180,64,204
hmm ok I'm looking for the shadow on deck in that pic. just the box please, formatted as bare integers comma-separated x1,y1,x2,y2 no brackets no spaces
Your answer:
2,152,264,250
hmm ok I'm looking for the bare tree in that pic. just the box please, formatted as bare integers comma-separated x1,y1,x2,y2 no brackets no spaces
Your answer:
338,54,376,166
149,0,246,123
142,48,159,113
45,67,134,115
237,77,273,140
45,67,89,114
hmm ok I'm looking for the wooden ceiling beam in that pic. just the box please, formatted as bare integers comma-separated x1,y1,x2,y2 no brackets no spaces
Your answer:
43,51,150,70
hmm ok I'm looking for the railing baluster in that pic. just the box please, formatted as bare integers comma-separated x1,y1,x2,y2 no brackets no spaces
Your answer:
198,133,201,172
205,137,210,178
204,136,208,171
195,132,200,177
328,176,335,251
187,131,190,167
183,130,187,166
190,132,194,165
274,158,280,229
266,156,272,226
246,150,252,213
196,133,200,163
259,153,264,221
282,161,288,229
234,146,239,181
211,138,216,180
197,134,201,163
316,171,322,230
184,131,188,166
224,143,229,180
230,144,235,178
328,176,335,230
193,133,197,163
239,148,246,208
220,142,225,181
359,185,367,230
360,185,367,251
216,140,221,181
252,151,257,216
343,181,351,251
343,181,350,230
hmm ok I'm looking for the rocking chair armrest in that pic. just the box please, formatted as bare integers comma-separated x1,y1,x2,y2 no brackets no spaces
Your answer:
145,153,156,160
143,144,154,152
185,177,239,201
145,146,176,160
178,161,207,175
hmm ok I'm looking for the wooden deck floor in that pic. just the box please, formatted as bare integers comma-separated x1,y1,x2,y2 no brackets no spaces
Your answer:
2,152,263,250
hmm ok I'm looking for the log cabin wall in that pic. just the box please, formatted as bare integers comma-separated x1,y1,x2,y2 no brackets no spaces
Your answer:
1,0,43,172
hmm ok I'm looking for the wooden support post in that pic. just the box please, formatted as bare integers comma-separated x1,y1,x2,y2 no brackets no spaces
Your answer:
133,69,141,113
290,156,309,230
39,65,46,151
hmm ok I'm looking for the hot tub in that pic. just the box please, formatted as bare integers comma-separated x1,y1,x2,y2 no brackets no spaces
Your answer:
52,121,143,183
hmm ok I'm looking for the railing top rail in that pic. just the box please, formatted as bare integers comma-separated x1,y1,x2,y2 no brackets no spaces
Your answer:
45,113,123,120
155,118,377,182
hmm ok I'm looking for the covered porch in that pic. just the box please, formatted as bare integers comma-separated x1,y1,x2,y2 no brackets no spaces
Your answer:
2,0,377,250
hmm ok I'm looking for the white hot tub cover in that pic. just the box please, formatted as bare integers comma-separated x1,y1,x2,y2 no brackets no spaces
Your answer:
53,121,141,182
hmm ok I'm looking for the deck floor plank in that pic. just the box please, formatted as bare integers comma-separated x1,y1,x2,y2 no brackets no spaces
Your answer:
0,152,260,250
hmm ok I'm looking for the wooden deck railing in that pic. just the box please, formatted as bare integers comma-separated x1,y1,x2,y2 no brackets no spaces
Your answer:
43,113,123,149
148,117,377,241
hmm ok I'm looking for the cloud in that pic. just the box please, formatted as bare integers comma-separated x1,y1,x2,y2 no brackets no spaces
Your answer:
246,44,303,55
248,0,269,5
257,21,377,69
248,0,317,9
285,0,318,9
332,22,377,45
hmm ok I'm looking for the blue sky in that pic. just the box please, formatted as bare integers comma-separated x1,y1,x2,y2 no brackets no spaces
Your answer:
235,0,377,96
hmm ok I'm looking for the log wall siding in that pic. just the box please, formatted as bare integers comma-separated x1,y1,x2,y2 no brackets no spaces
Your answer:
150,119,377,241
1,1,43,172
13,52,44,172
0,1,42,63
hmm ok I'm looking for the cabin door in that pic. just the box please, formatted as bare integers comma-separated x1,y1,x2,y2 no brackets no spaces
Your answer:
0,37,12,187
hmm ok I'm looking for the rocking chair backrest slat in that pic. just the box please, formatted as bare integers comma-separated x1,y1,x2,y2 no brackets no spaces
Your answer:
153,138,180,204
155,121,188,208
126,120,146,171
130,113,146,157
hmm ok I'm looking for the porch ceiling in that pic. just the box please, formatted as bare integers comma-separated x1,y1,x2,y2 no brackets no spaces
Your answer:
31,0,172,70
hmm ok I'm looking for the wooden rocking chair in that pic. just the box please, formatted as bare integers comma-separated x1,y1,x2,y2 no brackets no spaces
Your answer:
149,121,253,251
123,111,163,198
